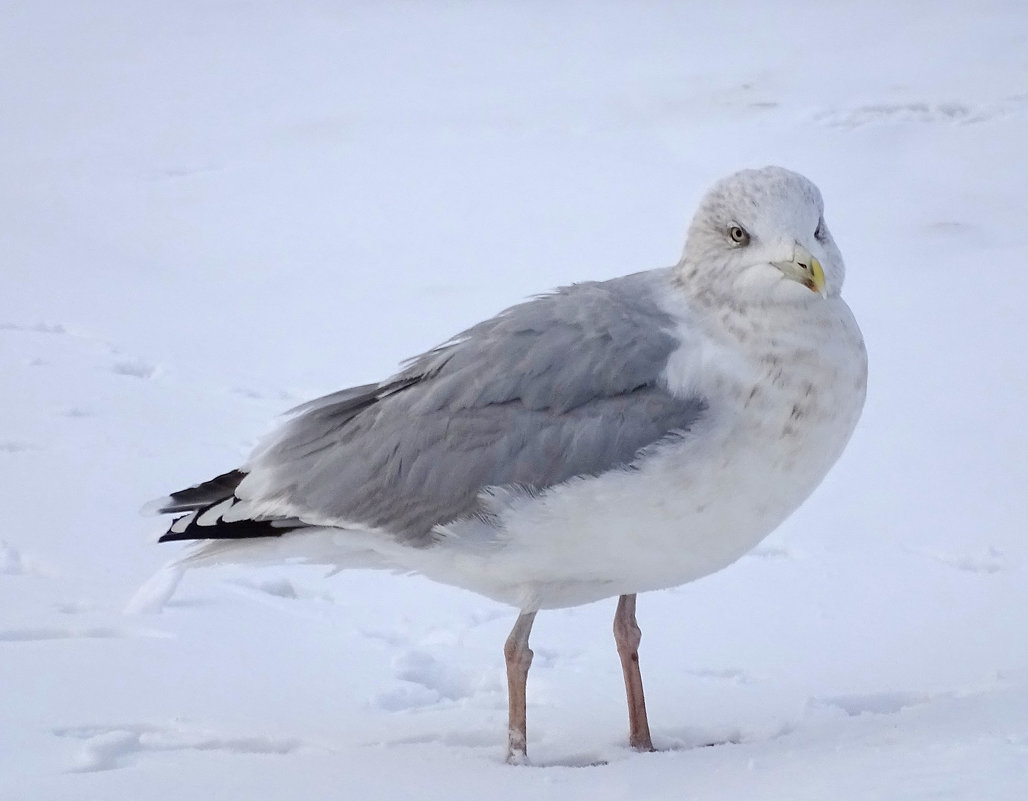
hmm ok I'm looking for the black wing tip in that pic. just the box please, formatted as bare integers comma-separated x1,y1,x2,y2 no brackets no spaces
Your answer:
158,511,303,543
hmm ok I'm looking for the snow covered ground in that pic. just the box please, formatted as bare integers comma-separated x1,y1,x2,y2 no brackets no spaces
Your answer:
3,2,1027,798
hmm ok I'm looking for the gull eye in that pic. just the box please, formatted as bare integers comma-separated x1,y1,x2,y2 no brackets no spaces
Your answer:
728,225,749,246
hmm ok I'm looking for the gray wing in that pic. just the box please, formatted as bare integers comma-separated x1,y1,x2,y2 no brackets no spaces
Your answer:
176,270,706,544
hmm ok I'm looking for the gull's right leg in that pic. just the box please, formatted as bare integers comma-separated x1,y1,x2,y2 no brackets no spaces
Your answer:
614,593,654,751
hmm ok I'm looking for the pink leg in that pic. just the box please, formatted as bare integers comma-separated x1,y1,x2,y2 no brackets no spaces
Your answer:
504,610,537,764
614,593,654,751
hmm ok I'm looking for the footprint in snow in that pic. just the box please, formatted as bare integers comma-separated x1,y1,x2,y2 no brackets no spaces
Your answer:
374,650,476,711
684,667,750,685
0,541,30,574
376,728,498,750
911,546,1009,575
811,95,1028,129
0,626,170,643
2,319,162,383
813,690,934,717
56,600,98,614
0,539,54,577
747,543,794,560
813,101,978,128
0,321,69,334
62,407,94,418
54,723,301,772
111,357,158,379
0,440,35,453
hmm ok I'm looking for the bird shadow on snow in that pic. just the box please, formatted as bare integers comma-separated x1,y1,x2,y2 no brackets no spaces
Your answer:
366,723,759,770
535,731,749,770
515,689,941,769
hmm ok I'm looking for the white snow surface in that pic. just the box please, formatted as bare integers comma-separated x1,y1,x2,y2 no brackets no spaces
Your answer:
2,2,1027,798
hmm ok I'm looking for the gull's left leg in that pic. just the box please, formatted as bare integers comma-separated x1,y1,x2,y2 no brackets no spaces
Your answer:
504,609,538,764
613,593,654,751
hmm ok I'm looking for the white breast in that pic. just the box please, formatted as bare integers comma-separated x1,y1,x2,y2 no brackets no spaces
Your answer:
404,288,867,611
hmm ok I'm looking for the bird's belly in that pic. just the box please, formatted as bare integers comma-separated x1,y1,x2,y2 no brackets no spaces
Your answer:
420,386,861,610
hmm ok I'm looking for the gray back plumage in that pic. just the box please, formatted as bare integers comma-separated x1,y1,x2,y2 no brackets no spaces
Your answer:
243,269,706,544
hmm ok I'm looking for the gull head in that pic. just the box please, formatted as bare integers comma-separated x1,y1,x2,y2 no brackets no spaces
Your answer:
677,166,846,305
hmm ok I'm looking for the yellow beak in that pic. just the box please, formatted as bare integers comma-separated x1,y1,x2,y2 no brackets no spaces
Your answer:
773,244,826,297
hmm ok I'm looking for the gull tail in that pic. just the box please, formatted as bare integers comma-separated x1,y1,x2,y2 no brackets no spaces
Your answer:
145,469,305,543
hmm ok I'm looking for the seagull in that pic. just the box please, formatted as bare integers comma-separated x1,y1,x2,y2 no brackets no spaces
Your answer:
148,166,867,763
